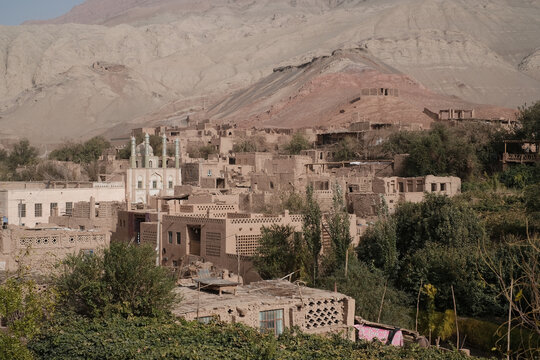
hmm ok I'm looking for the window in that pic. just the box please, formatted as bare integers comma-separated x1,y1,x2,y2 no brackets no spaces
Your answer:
152,180,157,189
197,316,215,324
149,160,153,168
66,202,73,216
440,183,446,191
18,203,26,218
168,231,173,244
431,183,437,192
176,232,181,245
172,260,178,267
168,176,173,189
398,182,404,192
137,176,143,189
50,203,58,214
34,203,42,217
259,309,284,335
207,170,212,177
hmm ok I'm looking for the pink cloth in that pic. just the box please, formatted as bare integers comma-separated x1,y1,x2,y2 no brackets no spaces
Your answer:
354,324,404,347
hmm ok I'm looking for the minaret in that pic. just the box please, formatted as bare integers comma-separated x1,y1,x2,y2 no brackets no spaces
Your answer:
130,136,136,168
162,134,167,169
144,133,150,168
175,138,180,169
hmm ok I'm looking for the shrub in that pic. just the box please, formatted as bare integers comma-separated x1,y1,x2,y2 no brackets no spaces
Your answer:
55,242,177,318
285,133,311,155
49,136,110,164
28,314,480,360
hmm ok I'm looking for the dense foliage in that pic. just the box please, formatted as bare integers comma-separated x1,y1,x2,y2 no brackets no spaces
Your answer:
49,136,110,164
516,100,540,140
302,184,322,284
285,133,311,155
0,139,39,180
28,315,480,360
333,136,362,161
55,242,177,318
0,275,57,360
187,143,217,159
324,183,353,274
252,225,303,279
384,124,477,179
358,194,500,317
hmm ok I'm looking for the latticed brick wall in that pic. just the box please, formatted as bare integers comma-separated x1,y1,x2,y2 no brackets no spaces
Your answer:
304,298,344,330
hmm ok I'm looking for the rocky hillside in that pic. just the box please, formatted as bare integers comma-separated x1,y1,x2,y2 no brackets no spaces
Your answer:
1,0,539,143
203,48,516,130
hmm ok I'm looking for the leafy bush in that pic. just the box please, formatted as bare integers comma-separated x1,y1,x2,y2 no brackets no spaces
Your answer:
28,314,481,360
187,143,217,159
498,164,540,189
333,136,361,161
285,133,311,155
516,100,540,140
49,136,110,164
322,257,414,329
458,317,540,358
253,225,302,280
55,242,177,318
384,124,481,179
0,276,57,360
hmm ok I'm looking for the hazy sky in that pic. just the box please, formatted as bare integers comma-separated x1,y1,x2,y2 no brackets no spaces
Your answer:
0,0,85,25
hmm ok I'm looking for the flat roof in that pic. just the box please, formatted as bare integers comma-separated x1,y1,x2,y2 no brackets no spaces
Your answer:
172,280,349,317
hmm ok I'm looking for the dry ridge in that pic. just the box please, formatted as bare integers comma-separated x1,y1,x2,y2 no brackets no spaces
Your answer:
0,0,538,144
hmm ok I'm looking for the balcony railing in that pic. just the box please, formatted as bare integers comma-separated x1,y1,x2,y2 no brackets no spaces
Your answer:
503,153,538,163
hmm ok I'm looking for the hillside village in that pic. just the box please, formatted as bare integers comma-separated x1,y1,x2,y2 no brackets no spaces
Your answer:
1,99,538,358
1,1,540,359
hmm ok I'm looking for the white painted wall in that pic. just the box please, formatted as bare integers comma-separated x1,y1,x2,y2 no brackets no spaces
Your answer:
0,183,125,228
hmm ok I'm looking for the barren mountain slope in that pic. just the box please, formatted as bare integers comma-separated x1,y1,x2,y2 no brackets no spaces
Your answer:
204,48,515,130
1,0,539,143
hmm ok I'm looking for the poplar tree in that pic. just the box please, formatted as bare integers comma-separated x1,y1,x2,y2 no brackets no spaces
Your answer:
303,184,321,284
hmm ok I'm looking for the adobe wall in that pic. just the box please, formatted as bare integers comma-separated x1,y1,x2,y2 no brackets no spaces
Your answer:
0,226,109,274
174,281,355,340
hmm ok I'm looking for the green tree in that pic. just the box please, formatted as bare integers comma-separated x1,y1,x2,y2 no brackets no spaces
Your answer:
303,184,322,284
517,100,540,140
498,164,540,189
357,197,397,276
55,242,177,318
333,136,361,161
8,139,38,171
325,183,353,274
285,133,311,155
49,136,110,164
321,257,414,329
0,275,57,360
253,224,300,279
384,124,477,179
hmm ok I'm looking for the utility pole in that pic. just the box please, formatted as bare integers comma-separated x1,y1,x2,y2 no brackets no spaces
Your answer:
236,234,241,284
156,199,161,266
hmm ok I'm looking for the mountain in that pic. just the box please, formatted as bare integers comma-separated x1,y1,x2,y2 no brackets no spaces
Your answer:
1,0,539,144
203,48,516,129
